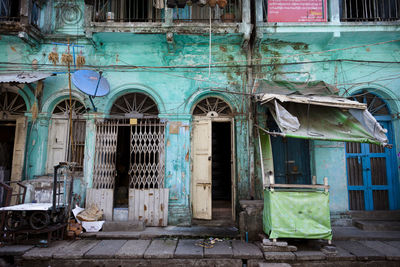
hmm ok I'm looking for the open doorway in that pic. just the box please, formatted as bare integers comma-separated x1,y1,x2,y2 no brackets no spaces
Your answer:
191,97,235,225
212,122,232,221
0,121,16,206
114,125,130,208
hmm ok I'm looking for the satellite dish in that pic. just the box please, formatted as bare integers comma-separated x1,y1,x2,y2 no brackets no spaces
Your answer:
72,70,110,112
72,70,110,97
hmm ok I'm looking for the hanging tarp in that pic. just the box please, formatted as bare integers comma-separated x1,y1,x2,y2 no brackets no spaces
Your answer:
253,80,338,96
266,101,387,145
263,189,332,240
255,80,388,145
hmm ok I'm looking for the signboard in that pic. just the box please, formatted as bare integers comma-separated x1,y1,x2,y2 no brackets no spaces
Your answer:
267,0,327,22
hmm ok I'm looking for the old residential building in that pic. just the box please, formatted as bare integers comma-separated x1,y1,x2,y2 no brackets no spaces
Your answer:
0,0,399,231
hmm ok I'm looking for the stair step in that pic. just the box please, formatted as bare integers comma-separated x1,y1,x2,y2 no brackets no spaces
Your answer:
353,220,400,231
351,211,400,221
102,221,146,232
192,219,235,227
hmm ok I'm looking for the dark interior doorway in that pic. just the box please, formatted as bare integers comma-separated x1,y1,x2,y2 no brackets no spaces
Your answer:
114,126,130,208
212,122,232,220
0,121,15,206
267,110,311,184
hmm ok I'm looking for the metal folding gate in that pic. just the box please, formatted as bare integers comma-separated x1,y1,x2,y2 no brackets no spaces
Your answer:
87,119,168,225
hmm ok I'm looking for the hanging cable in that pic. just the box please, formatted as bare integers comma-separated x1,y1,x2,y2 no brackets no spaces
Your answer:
208,6,212,77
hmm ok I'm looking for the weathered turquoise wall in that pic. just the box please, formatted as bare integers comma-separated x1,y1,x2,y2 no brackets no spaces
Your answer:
255,32,400,215
0,1,251,224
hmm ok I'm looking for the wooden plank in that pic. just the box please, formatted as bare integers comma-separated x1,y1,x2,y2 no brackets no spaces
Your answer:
162,188,169,226
86,188,113,220
129,189,168,226
270,184,329,189
11,117,27,183
144,188,149,225
148,189,154,225
154,188,160,226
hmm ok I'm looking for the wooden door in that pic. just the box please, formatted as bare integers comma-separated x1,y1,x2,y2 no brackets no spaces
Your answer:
46,119,69,173
346,121,397,210
10,117,27,182
192,119,212,220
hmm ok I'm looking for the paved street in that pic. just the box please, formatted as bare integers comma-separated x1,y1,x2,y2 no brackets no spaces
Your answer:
1,229,400,267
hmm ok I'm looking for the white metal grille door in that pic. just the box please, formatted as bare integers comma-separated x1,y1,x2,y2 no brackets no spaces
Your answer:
128,119,168,226
87,120,118,220
129,119,165,189
93,120,119,189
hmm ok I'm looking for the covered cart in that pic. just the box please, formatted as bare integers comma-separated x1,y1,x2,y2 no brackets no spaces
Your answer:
255,80,388,241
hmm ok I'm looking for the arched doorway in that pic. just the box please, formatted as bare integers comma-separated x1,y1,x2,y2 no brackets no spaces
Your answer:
346,91,398,210
0,90,27,205
191,97,235,223
46,98,87,173
90,92,167,225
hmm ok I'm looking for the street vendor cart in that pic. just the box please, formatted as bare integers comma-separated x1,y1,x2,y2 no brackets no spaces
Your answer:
0,162,75,243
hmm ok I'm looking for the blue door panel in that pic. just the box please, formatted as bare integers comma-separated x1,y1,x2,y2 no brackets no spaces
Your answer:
346,120,398,210
271,136,311,185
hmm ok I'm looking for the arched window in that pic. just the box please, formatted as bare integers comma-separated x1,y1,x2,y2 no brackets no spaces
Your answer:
193,97,232,117
0,91,27,119
111,92,158,117
47,98,87,173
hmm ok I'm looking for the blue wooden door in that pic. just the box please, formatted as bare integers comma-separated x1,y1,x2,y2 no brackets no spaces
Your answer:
346,92,399,210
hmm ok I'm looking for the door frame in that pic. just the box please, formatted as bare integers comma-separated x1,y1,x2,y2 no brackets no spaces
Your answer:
346,92,399,210
191,116,236,220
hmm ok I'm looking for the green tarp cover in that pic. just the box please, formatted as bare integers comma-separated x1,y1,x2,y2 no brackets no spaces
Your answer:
276,102,383,144
255,80,338,96
263,189,332,240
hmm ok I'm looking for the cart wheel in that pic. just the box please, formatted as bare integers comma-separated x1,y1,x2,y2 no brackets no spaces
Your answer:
5,211,24,231
29,211,50,230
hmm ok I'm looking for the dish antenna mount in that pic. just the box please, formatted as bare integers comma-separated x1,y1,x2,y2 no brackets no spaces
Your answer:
72,70,110,112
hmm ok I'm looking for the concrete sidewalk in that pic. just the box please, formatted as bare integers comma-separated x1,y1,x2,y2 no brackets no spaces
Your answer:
1,226,400,266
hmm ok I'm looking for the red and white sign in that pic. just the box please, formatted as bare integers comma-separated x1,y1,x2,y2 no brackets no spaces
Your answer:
267,0,327,22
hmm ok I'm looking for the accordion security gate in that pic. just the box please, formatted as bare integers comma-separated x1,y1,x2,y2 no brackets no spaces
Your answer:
88,119,168,225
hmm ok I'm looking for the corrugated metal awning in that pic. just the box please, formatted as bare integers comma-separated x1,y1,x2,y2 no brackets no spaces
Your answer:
0,72,53,83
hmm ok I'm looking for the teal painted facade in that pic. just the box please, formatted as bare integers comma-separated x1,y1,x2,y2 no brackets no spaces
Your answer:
254,0,400,218
0,0,399,226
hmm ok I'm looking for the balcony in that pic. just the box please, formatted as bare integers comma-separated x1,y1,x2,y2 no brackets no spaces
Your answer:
85,0,250,37
0,0,42,45
254,0,399,45
340,0,400,22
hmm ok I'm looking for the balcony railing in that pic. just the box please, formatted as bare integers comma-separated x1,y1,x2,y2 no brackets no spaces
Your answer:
340,0,400,22
91,0,164,22
0,0,41,27
0,0,20,22
90,0,242,23
173,0,242,23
